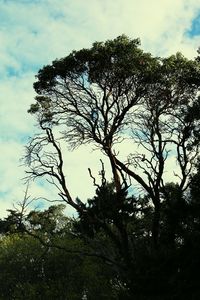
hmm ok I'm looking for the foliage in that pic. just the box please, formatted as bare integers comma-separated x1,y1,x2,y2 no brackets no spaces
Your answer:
0,205,118,299
1,35,200,298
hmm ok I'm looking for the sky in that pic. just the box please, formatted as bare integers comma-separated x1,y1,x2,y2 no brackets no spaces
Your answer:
1,0,200,217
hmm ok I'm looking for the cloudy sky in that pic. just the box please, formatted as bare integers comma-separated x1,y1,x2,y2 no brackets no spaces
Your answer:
1,0,200,217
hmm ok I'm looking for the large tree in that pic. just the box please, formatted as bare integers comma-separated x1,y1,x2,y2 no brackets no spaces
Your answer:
26,35,200,296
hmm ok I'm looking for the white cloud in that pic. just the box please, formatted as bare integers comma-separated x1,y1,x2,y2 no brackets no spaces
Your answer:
0,0,200,217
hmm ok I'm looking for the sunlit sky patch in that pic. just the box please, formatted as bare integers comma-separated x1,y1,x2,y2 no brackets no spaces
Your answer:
0,0,200,217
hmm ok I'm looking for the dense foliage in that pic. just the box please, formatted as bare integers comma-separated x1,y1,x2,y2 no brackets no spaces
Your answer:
1,181,200,299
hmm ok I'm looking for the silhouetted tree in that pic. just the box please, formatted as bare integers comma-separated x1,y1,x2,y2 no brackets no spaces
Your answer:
22,35,200,298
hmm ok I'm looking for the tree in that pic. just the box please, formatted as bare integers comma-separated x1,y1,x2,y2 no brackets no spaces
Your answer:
25,35,200,297
0,205,119,300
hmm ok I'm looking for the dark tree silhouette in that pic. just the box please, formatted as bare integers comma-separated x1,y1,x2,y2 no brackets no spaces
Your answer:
22,35,200,298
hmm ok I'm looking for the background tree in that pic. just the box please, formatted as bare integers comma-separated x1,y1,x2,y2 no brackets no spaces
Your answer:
0,205,119,300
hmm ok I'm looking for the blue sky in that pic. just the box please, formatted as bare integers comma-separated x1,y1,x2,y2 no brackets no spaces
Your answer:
187,12,200,36
0,0,200,217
